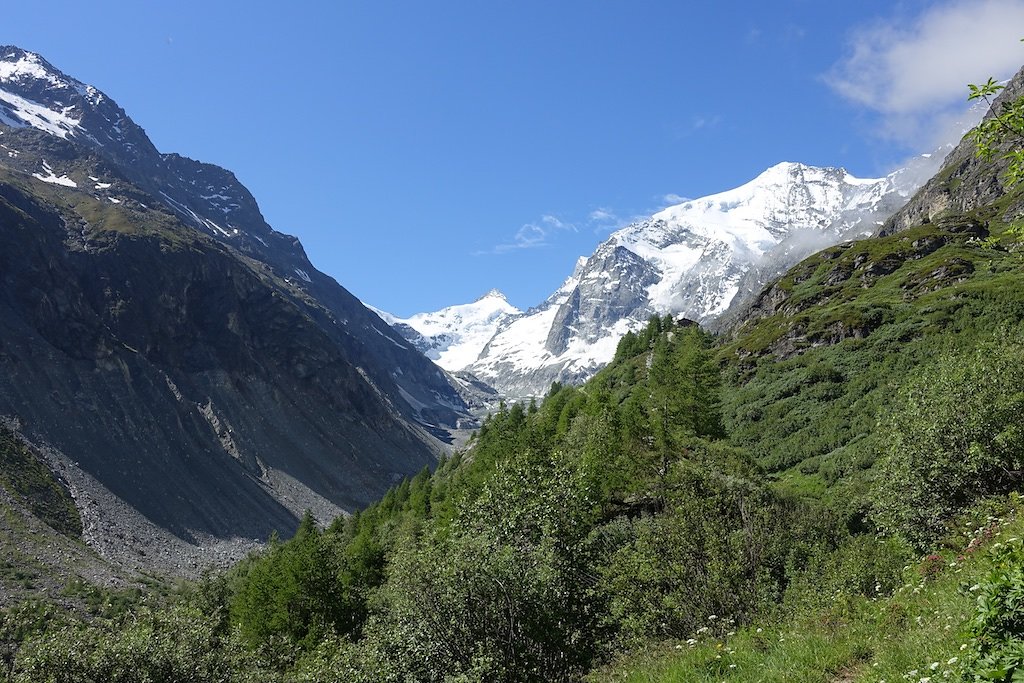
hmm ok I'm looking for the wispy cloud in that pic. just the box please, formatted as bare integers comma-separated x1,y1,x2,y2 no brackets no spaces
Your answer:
662,193,687,205
481,214,576,254
825,0,1024,148
746,23,804,46
541,214,577,232
782,24,806,44
674,114,722,139
691,115,721,132
588,206,643,234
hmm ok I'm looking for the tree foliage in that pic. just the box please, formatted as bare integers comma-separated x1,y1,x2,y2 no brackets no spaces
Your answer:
969,73,1024,188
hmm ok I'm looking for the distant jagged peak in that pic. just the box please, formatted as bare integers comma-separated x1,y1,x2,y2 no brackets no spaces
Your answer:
603,160,894,253
0,46,104,105
424,290,521,319
0,47,68,86
476,288,509,303
372,289,523,372
757,159,849,179
654,162,882,217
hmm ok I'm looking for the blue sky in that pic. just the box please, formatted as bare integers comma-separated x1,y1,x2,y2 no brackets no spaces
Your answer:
6,0,1024,315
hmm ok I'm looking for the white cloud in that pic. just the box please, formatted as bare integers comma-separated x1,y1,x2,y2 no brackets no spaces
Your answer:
589,207,617,223
480,213,579,254
482,220,554,254
541,214,576,232
662,193,687,205
826,0,1024,147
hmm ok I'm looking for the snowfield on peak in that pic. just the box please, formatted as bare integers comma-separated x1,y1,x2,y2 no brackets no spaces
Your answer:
0,51,69,87
0,50,93,140
417,158,939,399
607,162,902,320
370,291,522,371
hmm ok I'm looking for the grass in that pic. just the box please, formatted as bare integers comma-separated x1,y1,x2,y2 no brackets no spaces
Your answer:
0,165,199,251
0,428,81,538
591,500,1024,682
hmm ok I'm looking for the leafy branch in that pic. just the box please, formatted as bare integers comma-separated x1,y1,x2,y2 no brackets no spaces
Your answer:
968,45,1024,188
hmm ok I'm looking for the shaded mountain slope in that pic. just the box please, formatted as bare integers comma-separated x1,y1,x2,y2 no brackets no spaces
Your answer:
0,165,442,542
0,46,468,433
0,46,481,563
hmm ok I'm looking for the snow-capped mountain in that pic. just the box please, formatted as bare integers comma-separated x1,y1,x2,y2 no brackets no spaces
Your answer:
370,290,521,371
454,160,938,398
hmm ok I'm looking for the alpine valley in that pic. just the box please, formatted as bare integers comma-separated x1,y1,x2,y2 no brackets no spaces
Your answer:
3,41,1024,683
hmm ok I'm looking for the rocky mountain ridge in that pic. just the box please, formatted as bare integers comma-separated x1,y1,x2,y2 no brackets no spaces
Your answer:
0,46,477,569
0,47,471,431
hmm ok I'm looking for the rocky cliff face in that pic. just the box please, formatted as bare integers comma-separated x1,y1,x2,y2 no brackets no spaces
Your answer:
0,46,472,565
881,64,1024,236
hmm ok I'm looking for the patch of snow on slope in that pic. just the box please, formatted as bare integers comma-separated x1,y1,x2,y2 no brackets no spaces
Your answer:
0,88,81,138
0,105,23,129
471,303,561,375
32,160,76,187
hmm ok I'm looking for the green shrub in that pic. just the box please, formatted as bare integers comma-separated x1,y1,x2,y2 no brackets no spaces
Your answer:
782,534,914,615
871,330,1024,548
362,451,604,683
960,539,1024,682
13,602,271,683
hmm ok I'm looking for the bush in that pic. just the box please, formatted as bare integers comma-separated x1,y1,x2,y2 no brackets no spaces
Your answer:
361,451,604,683
871,331,1024,548
596,466,800,642
960,539,1024,682
782,534,913,615
13,602,271,683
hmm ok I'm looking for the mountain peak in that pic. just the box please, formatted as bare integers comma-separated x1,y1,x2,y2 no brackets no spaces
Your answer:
477,288,508,302
0,46,50,76
0,45,111,140
754,160,851,184
462,157,925,398
0,46,83,93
